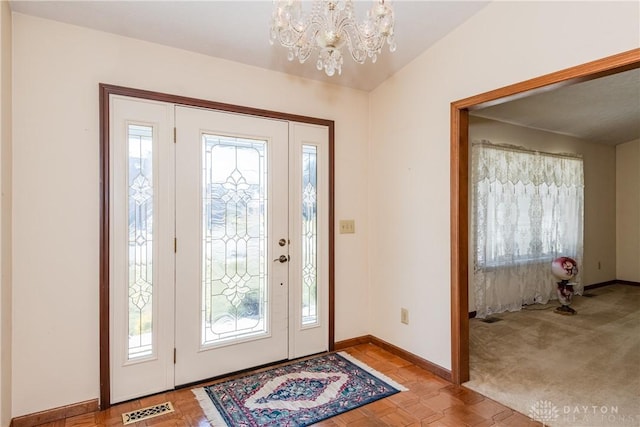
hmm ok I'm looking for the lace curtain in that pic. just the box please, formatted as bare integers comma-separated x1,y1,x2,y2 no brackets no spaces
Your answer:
472,141,584,318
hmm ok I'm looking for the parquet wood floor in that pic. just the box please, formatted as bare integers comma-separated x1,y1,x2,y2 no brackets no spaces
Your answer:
36,344,541,426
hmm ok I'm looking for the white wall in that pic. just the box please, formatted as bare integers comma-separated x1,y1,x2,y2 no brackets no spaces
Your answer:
11,13,370,417
616,139,640,282
469,117,617,292
369,1,639,370
0,2,11,426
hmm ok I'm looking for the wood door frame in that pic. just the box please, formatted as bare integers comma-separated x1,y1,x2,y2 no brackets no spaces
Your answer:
99,84,336,408
450,48,640,385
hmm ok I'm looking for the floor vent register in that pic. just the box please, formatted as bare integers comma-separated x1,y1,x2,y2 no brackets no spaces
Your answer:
122,402,175,425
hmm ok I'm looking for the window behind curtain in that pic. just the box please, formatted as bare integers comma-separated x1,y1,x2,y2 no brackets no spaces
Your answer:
472,141,584,317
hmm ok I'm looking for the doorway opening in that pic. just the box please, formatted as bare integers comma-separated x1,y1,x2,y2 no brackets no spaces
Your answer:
450,48,640,384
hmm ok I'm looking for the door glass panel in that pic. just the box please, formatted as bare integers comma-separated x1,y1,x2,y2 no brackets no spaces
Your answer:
202,134,268,346
302,145,318,326
128,124,154,360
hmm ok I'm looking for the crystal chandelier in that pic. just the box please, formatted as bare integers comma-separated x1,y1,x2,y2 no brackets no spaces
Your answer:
269,0,396,77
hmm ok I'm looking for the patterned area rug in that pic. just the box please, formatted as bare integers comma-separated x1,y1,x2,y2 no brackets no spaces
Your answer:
192,351,407,426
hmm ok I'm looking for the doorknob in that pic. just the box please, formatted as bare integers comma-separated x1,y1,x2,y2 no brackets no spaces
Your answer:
274,255,289,263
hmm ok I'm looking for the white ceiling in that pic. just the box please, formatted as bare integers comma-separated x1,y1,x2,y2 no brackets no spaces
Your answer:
8,0,490,92
9,1,639,145
472,68,640,146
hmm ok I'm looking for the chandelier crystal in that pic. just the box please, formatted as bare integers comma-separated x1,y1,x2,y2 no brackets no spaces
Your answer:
269,0,396,77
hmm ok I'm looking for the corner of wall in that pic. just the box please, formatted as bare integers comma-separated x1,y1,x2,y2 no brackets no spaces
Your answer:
0,2,13,426
615,139,640,282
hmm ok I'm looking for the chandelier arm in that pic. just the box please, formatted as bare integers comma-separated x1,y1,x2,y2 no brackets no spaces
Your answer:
297,22,322,63
340,26,367,64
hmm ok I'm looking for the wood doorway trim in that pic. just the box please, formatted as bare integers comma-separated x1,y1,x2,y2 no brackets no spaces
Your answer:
450,48,640,385
99,84,336,408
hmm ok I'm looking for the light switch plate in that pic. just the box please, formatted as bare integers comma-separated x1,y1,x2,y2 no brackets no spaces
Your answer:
339,220,355,234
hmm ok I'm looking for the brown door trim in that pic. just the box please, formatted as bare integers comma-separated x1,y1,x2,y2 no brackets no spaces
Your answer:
99,84,336,408
450,48,640,385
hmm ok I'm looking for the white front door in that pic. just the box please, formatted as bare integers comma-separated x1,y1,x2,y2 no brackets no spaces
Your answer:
174,107,290,385
110,97,329,399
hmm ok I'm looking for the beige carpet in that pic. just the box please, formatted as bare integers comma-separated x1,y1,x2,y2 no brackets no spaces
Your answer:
464,284,640,427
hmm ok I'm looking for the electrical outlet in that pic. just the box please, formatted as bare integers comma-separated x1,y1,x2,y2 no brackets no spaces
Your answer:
401,308,409,325
339,220,355,234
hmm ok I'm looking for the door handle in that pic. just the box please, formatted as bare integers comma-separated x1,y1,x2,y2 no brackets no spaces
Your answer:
274,255,290,263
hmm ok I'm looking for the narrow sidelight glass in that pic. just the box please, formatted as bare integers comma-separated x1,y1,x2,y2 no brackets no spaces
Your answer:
127,124,154,360
301,145,318,326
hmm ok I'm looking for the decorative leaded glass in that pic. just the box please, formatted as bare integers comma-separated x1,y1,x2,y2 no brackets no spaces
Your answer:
127,124,154,360
302,145,318,325
201,134,268,346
